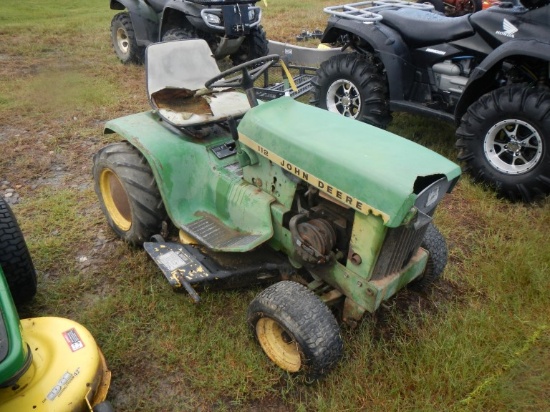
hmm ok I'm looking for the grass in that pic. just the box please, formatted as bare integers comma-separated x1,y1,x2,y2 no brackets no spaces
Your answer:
1,0,549,410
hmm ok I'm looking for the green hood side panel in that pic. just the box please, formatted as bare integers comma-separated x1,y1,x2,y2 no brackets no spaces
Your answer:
104,111,275,252
238,97,461,227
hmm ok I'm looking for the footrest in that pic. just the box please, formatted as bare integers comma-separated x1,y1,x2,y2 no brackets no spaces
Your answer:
182,215,263,251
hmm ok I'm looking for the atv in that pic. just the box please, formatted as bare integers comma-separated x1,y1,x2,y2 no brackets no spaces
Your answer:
93,39,461,378
312,0,550,202
0,198,113,411
109,0,268,65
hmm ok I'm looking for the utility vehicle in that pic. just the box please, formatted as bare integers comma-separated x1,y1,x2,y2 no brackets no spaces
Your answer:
109,0,268,65
0,198,113,411
93,39,460,378
312,0,550,202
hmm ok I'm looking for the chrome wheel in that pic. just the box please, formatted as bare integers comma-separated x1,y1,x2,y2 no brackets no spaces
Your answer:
484,119,543,175
326,79,361,118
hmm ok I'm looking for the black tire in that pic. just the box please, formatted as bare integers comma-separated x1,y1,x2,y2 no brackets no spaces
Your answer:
110,12,144,64
230,26,269,66
247,281,343,379
456,85,550,202
0,198,37,304
162,27,198,42
92,142,167,246
311,53,392,129
409,224,448,292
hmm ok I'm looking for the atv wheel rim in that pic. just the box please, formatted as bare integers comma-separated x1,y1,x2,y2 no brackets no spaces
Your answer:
256,317,301,373
484,119,543,175
116,27,130,54
326,79,361,118
99,169,132,231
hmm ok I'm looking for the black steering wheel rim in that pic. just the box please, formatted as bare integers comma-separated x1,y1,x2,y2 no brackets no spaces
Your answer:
204,54,280,90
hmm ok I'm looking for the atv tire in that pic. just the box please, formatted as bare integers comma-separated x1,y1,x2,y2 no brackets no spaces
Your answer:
409,224,448,292
93,142,166,246
162,27,198,42
456,85,550,202
0,198,37,305
247,281,343,380
230,26,269,66
311,53,391,129
111,12,144,64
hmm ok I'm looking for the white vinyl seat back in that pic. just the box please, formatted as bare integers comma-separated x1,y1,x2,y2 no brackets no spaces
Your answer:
146,39,250,127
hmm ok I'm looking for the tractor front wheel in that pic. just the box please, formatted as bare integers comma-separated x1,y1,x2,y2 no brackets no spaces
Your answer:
247,281,343,379
311,53,391,129
0,198,37,305
93,142,166,245
456,85,550,202
409,224,448,292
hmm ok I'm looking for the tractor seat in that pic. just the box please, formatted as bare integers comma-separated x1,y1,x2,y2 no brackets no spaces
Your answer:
146,39,251,128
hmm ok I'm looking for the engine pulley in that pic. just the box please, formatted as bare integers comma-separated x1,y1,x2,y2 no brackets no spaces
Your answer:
289,214,336,264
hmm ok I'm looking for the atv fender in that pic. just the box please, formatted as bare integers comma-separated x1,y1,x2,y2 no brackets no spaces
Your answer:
160,2,209,36
321,19,414,101
111,0,159,45
455,39,550,122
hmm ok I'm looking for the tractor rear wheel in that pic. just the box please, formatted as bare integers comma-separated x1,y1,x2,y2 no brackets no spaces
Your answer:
110,12,144,64
456,85,550,202
311,52,391,129
0,197,37,304
409,224,448,292
247,281,343,379
93,142,166,246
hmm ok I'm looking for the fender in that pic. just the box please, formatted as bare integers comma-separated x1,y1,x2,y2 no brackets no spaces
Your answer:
455,39,550,122
160,2,208,36
321,18,415,101
110,0,159,45
103,111,275,252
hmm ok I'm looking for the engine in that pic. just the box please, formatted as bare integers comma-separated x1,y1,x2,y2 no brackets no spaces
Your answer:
287,185,354,267
432,57,473,106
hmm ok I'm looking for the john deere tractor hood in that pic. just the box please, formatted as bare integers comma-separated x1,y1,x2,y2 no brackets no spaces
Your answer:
237,97,461,227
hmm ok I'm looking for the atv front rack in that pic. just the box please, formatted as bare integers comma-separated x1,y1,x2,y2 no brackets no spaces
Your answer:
324,0,434,22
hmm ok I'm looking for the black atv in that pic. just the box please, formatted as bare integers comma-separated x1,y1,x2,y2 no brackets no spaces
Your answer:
311,0,550,202
109,0,268,65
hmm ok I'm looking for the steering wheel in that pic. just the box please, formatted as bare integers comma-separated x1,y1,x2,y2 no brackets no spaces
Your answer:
204,54,280,107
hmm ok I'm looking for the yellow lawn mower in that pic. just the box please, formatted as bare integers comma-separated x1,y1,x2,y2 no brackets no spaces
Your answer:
0,197,113,411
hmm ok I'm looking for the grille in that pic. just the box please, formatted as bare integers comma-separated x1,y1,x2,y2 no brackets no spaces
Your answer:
370,222,429,280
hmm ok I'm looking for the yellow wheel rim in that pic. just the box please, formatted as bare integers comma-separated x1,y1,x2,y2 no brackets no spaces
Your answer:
99,168,132,231
256,317,301,373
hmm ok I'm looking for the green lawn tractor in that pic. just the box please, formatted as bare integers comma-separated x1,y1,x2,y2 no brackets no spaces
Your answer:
93,39,461,379
0,198,113,411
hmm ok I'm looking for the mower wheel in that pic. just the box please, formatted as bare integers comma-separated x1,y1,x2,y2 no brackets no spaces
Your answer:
230,26,269,66
247,281,343,380
409,224,448,292
0,197,37,304
111,12,144,64
311,52,391,129
93,142,166,246
92,400,115,412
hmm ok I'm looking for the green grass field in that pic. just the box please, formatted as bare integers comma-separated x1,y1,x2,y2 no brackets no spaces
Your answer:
1,0,549,410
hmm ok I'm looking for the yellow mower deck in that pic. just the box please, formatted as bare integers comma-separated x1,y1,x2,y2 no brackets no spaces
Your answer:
0,317,111,411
